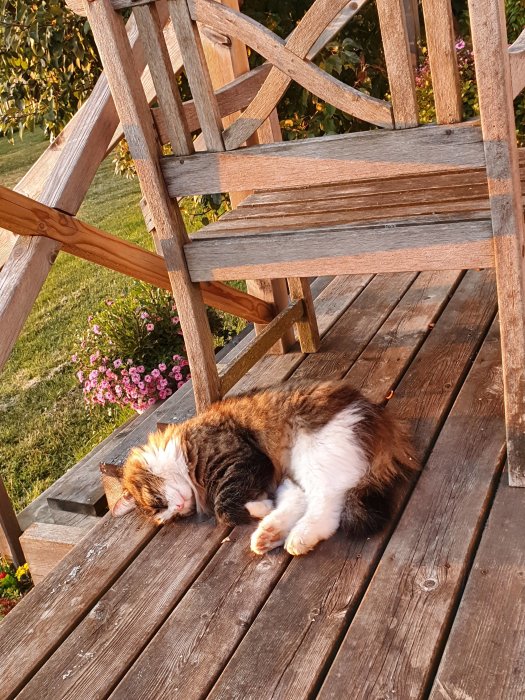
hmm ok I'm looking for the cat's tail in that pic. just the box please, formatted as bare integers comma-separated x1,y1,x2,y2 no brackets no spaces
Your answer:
341,404,418,536
340,483,394,536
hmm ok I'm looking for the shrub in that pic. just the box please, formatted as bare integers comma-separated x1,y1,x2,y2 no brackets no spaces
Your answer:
72,283,191,413
0,0,100,141
71,282,246,412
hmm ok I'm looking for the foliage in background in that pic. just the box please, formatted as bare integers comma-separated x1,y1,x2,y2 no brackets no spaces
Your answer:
72,284,191,412
0,559,32,619
244,0,388,139
0,0,100,141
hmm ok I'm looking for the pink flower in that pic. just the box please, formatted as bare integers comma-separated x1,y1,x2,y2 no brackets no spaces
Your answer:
174,372,182,381
151,369,161,378
113,359,123,368
455,38,465,50
158,363,166,372
140,311,149,319
137,366,145,373
145,375,152,383
146,323,154,332
71,354,78,363
89,351,100,365
89,370,99,381
92,324,101,335
76,370,84,382
177,381,185,389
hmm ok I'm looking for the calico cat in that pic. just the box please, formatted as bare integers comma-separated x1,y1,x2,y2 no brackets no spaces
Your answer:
111,379,416,556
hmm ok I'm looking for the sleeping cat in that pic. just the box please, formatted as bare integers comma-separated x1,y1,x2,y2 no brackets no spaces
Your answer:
111,380,416,556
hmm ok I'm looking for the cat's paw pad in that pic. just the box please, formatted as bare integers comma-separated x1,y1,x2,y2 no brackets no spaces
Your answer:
250,522,284,555
245,498,274,520
284,528,316,556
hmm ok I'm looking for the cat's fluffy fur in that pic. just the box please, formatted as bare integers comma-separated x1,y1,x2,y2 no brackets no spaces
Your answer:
112,380,416,555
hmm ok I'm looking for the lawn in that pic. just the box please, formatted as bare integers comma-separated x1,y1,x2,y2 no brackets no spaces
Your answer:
0,131,154,511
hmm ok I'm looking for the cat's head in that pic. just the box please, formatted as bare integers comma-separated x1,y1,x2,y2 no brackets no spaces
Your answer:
111,430,196,524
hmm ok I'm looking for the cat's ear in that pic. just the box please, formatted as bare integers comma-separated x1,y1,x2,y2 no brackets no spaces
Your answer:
111,491,137,517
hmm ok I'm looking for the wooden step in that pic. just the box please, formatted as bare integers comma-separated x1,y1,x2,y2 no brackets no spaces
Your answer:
20,522,94,585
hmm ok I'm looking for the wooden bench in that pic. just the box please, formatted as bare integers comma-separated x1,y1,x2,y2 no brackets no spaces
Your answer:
60,0,525,487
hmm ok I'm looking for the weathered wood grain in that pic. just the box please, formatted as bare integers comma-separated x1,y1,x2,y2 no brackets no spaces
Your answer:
225,274,373,395
133,3,193,155
318,314,504,700
344,269,462,400
0,477,24,567
20,522,93,585
208,270,497,700
219,300,304,395
0,511,158,699
168,0,224,151
509,29,525,98
189,0,393,130
109,526,288,700
15,517,228,700
291,272,417,382
151,63,271,141
429,474,525,700
288,277,321,353
468,0,525,486
162,123,485,196
376,0,418,128
86,0,221,412
198,3,295,354
421,0,462,123
0,178,274,326
184,218,494,282
199,195,493,234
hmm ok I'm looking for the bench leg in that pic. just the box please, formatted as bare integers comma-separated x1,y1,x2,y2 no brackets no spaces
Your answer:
288,277,320,353
468,0,525,485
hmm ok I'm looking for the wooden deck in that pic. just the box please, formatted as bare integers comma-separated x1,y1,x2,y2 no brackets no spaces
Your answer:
1,271,524,700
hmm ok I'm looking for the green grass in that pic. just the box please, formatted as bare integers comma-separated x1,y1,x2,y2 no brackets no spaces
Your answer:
0,132,153,511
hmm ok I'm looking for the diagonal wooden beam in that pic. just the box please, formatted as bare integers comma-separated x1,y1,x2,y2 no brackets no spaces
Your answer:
0,184,274,325
218,0,370,150
189,0,393,139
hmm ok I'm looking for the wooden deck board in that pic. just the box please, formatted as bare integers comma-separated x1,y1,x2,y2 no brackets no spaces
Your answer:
318,315,505,699
1,270,522,700
429,472,525,700
205,270,497,700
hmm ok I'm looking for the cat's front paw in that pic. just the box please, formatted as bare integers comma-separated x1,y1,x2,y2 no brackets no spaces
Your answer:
245,498,274,520
284,529,315,556
250,521,285,555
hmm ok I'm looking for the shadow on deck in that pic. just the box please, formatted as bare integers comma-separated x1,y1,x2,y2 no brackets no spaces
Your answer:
1,271,523,699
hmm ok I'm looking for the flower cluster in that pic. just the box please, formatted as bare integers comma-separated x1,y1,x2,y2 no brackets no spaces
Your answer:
72,283,192,412
0,559,32,619
74,353,190,413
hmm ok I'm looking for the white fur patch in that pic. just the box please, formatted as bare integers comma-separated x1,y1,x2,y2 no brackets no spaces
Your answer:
290,405,368,494
141,437,197,520
284,405,369,554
